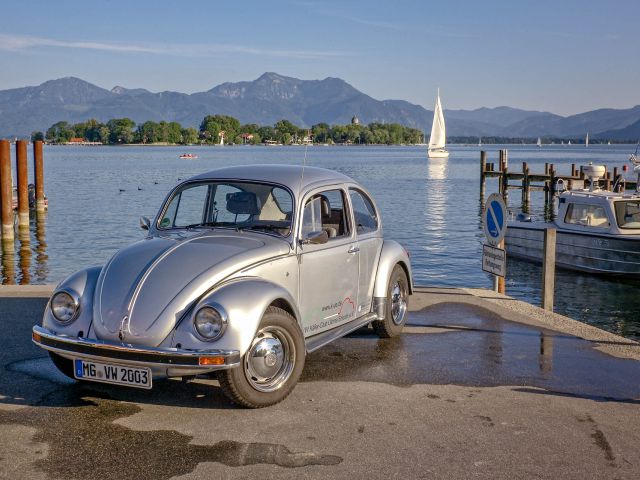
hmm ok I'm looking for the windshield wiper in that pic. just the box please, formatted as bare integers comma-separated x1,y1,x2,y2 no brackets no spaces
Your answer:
243,224,284,235
185,221,218,230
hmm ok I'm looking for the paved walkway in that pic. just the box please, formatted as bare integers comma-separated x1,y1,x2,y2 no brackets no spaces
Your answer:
0,286,638,479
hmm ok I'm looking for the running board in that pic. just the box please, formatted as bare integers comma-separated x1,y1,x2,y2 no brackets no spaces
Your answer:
305,313,377,353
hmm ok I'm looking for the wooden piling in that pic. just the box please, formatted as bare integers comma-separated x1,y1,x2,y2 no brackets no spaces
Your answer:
500,150,509,201
16,140,29,229
0,140,13,243
33,140,45,214
549,164,556,198
480,151,487,199
541,228,556,311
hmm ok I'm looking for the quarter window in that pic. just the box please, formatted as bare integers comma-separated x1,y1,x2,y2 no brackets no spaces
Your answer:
564,203,609,228
301,189,350,240
349,189,378,234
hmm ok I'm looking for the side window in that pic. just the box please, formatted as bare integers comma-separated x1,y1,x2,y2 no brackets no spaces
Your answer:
564,203,609,228
161,184,210,228
350,189,378,234
301,189,350,240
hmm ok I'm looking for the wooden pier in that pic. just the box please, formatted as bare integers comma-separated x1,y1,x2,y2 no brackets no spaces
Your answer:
480,150,637,214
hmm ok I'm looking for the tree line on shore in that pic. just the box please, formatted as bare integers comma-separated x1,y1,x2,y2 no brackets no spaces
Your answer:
34,115,425,146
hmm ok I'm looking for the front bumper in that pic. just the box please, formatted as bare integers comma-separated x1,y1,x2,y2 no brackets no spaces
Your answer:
32,325,241,376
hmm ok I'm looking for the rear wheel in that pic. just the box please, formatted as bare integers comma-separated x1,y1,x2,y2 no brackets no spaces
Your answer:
49,352,76,380
218,306,305,408
372,265,409,338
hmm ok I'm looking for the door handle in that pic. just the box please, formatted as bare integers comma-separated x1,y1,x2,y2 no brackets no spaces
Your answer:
348,246,360,254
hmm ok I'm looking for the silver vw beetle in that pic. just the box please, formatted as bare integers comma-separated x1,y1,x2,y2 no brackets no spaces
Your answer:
32,165,412,407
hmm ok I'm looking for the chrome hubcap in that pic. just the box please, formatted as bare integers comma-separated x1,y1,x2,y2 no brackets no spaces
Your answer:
244,326,295,392
391,281,407,325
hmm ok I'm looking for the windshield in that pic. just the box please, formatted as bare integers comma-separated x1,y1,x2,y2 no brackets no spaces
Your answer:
615,200,640,229
158,180,294,236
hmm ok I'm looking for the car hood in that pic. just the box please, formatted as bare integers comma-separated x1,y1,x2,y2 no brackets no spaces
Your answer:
92,231,290,345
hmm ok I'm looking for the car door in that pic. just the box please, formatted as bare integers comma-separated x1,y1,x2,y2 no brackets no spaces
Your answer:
349,188,383,314
298,187,360,336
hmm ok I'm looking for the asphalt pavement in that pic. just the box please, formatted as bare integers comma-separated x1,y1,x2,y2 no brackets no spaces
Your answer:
0,286,638,480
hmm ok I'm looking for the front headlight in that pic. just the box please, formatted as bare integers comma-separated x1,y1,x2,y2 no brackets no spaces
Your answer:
50,290,80,324
194,305,227,341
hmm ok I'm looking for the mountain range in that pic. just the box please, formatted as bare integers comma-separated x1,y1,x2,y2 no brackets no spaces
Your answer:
0,72,639,140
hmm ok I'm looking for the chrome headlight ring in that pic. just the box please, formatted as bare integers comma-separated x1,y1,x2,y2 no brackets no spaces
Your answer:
193,303,228,342
50,288,81,325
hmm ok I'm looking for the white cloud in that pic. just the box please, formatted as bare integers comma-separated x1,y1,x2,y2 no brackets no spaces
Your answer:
0,33,351,59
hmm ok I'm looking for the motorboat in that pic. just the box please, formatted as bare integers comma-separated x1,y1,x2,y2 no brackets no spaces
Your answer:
179,153,198,159
505,163,640,277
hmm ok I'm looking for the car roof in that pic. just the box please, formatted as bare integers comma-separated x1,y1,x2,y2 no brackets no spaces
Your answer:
189,164,355,190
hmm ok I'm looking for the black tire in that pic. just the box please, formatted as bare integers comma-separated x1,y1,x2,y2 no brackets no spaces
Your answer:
218,306,305,408
372,265,409,338
49,352,77,380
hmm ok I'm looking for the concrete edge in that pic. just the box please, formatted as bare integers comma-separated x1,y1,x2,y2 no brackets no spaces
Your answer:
0,285,55,298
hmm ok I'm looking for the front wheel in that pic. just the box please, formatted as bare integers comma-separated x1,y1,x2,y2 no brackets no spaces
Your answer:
218,306,305,408
372,265,409,338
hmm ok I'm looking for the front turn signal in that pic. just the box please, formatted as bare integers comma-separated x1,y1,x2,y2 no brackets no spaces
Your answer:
199,356,225,366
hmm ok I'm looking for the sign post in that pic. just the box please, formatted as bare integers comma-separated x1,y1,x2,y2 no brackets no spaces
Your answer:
482,193,507,293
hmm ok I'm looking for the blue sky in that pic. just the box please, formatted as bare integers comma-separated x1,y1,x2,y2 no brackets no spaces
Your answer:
1,0,638,115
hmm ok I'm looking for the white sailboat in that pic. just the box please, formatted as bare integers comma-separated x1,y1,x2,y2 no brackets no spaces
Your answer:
537,137,542,147
478,136,482,147
428,89,449,158
585,133,589,147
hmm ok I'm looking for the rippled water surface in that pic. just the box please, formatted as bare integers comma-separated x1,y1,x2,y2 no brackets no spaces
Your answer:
2,144,639,339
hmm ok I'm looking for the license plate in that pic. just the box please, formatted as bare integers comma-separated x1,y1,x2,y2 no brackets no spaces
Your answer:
74,359,152,389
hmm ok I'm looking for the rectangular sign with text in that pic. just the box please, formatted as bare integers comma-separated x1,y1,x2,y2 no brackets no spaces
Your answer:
482,244,506,277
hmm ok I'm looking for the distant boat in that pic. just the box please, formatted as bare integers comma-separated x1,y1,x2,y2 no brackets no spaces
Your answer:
478,137,482,147
537,137,542,147
608,141,611,145
561,140,565,145
428,89,449,158
179,153,198,159
568,140,572,145
585,133,589,147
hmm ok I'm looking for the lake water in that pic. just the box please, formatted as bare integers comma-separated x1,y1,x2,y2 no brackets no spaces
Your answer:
2,144,639,340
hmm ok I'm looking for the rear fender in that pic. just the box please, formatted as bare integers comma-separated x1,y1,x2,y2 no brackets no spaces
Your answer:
372,241,413,319
170,278,300,356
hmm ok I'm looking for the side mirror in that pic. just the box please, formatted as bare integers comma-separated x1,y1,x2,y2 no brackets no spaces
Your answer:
140,216,151,230
302,230,329,245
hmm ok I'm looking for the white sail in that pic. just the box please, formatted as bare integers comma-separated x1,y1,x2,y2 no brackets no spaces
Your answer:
537,137,542,147
585,133,589,147
429,91,446,150
428,89,448,158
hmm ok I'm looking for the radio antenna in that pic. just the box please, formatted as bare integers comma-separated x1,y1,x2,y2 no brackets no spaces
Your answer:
298,143,308,200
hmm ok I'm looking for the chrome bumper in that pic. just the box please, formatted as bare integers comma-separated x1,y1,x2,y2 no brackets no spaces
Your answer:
32,325,241,372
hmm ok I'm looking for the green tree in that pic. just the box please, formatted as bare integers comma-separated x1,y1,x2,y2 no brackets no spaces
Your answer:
199,115,240,144
31,131,44,142
107,118,136,144
181,127,198,145
46,121,74,143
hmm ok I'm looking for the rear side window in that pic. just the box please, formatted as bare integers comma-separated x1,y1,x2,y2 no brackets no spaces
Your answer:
350,189,378,234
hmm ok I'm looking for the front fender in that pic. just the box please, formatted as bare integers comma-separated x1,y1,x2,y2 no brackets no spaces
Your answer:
170,278,300,357
372,240,413,299
42,266,102,336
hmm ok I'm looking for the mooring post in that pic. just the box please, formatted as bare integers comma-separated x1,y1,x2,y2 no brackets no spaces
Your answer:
521,161,528,207
571,163,577,177
497,239,505,294
0,140,13,243
16,140,29,229
605,172,612,191
541,228,556,311
480,150,487,199
501,149,509,201
549,164,556,198
33,140,45,214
